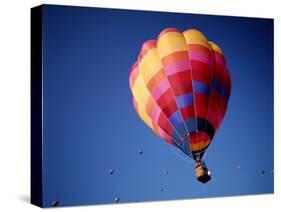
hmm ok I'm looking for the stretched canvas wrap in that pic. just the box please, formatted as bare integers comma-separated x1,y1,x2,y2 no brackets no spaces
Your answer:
31,4,274,208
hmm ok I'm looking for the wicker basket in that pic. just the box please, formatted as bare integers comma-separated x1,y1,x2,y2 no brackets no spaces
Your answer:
195,165,211,183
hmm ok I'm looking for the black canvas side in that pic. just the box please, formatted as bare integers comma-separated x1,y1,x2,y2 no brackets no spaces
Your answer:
31,5,43,208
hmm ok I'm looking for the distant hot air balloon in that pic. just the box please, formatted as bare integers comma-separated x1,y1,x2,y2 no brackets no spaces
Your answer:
129,28,231,183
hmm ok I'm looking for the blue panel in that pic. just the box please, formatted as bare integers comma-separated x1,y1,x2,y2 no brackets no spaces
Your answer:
181,138,188,154
212,79,225,96
185,118,197,133
171,130,180,142
176,93,194,109
225,87,231,101
193,81,211,96
169,111,183,126
175,122,188,137
169,111,188,137
182,138,193,158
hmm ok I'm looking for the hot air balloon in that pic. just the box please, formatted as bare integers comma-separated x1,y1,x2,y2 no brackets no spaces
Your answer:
129,28,231,183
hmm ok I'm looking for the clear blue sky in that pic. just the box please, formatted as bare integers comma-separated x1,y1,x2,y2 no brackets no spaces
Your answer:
41,5,273,207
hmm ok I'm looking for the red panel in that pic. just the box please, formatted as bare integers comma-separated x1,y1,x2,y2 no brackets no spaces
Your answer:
213,64,227,84
194,104,208,119
208,88,226,117
172,82,193,96
222,97,228,108
156,88,174,109
163,121,174,135
181,105,195,120
209,89,221,105
153,122,174,145
216,111,225,128
157,112,166,126
207,98,219,113
214,59,226,72
192,70,212,85
162,100,178,118
190,60,212,75
207,109,217,126
214,51,226,65
194,93,209,107
218,103,226,115
157,112,174,135
168,71,192,87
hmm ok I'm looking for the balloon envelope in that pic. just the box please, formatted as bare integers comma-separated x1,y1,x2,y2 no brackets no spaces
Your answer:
129,28,231,162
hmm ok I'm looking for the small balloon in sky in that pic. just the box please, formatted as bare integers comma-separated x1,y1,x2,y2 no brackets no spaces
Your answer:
165,170,169,175
109,169,115,175
114,197,120,203
52,200,59,207
261,171,265,174
160,187,164,191
138,149,143,155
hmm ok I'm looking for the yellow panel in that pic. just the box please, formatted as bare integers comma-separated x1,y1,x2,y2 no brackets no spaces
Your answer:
157,32,187,58
208,41,224,55
134,95,160,136
132,77,150,107
138,49,163,84
183,29,211,49
137,107,153,129
132,76,154,129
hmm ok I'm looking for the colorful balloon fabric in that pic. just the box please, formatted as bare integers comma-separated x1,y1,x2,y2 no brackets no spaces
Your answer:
129,28,231,162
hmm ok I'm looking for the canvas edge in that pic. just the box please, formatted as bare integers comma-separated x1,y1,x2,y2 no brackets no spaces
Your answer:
30,5,44,208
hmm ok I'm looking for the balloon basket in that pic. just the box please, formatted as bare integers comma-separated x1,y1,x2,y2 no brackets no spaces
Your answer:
195,164,211,184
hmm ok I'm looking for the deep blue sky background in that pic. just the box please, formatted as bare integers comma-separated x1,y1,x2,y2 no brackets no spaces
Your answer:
41,5,273,207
